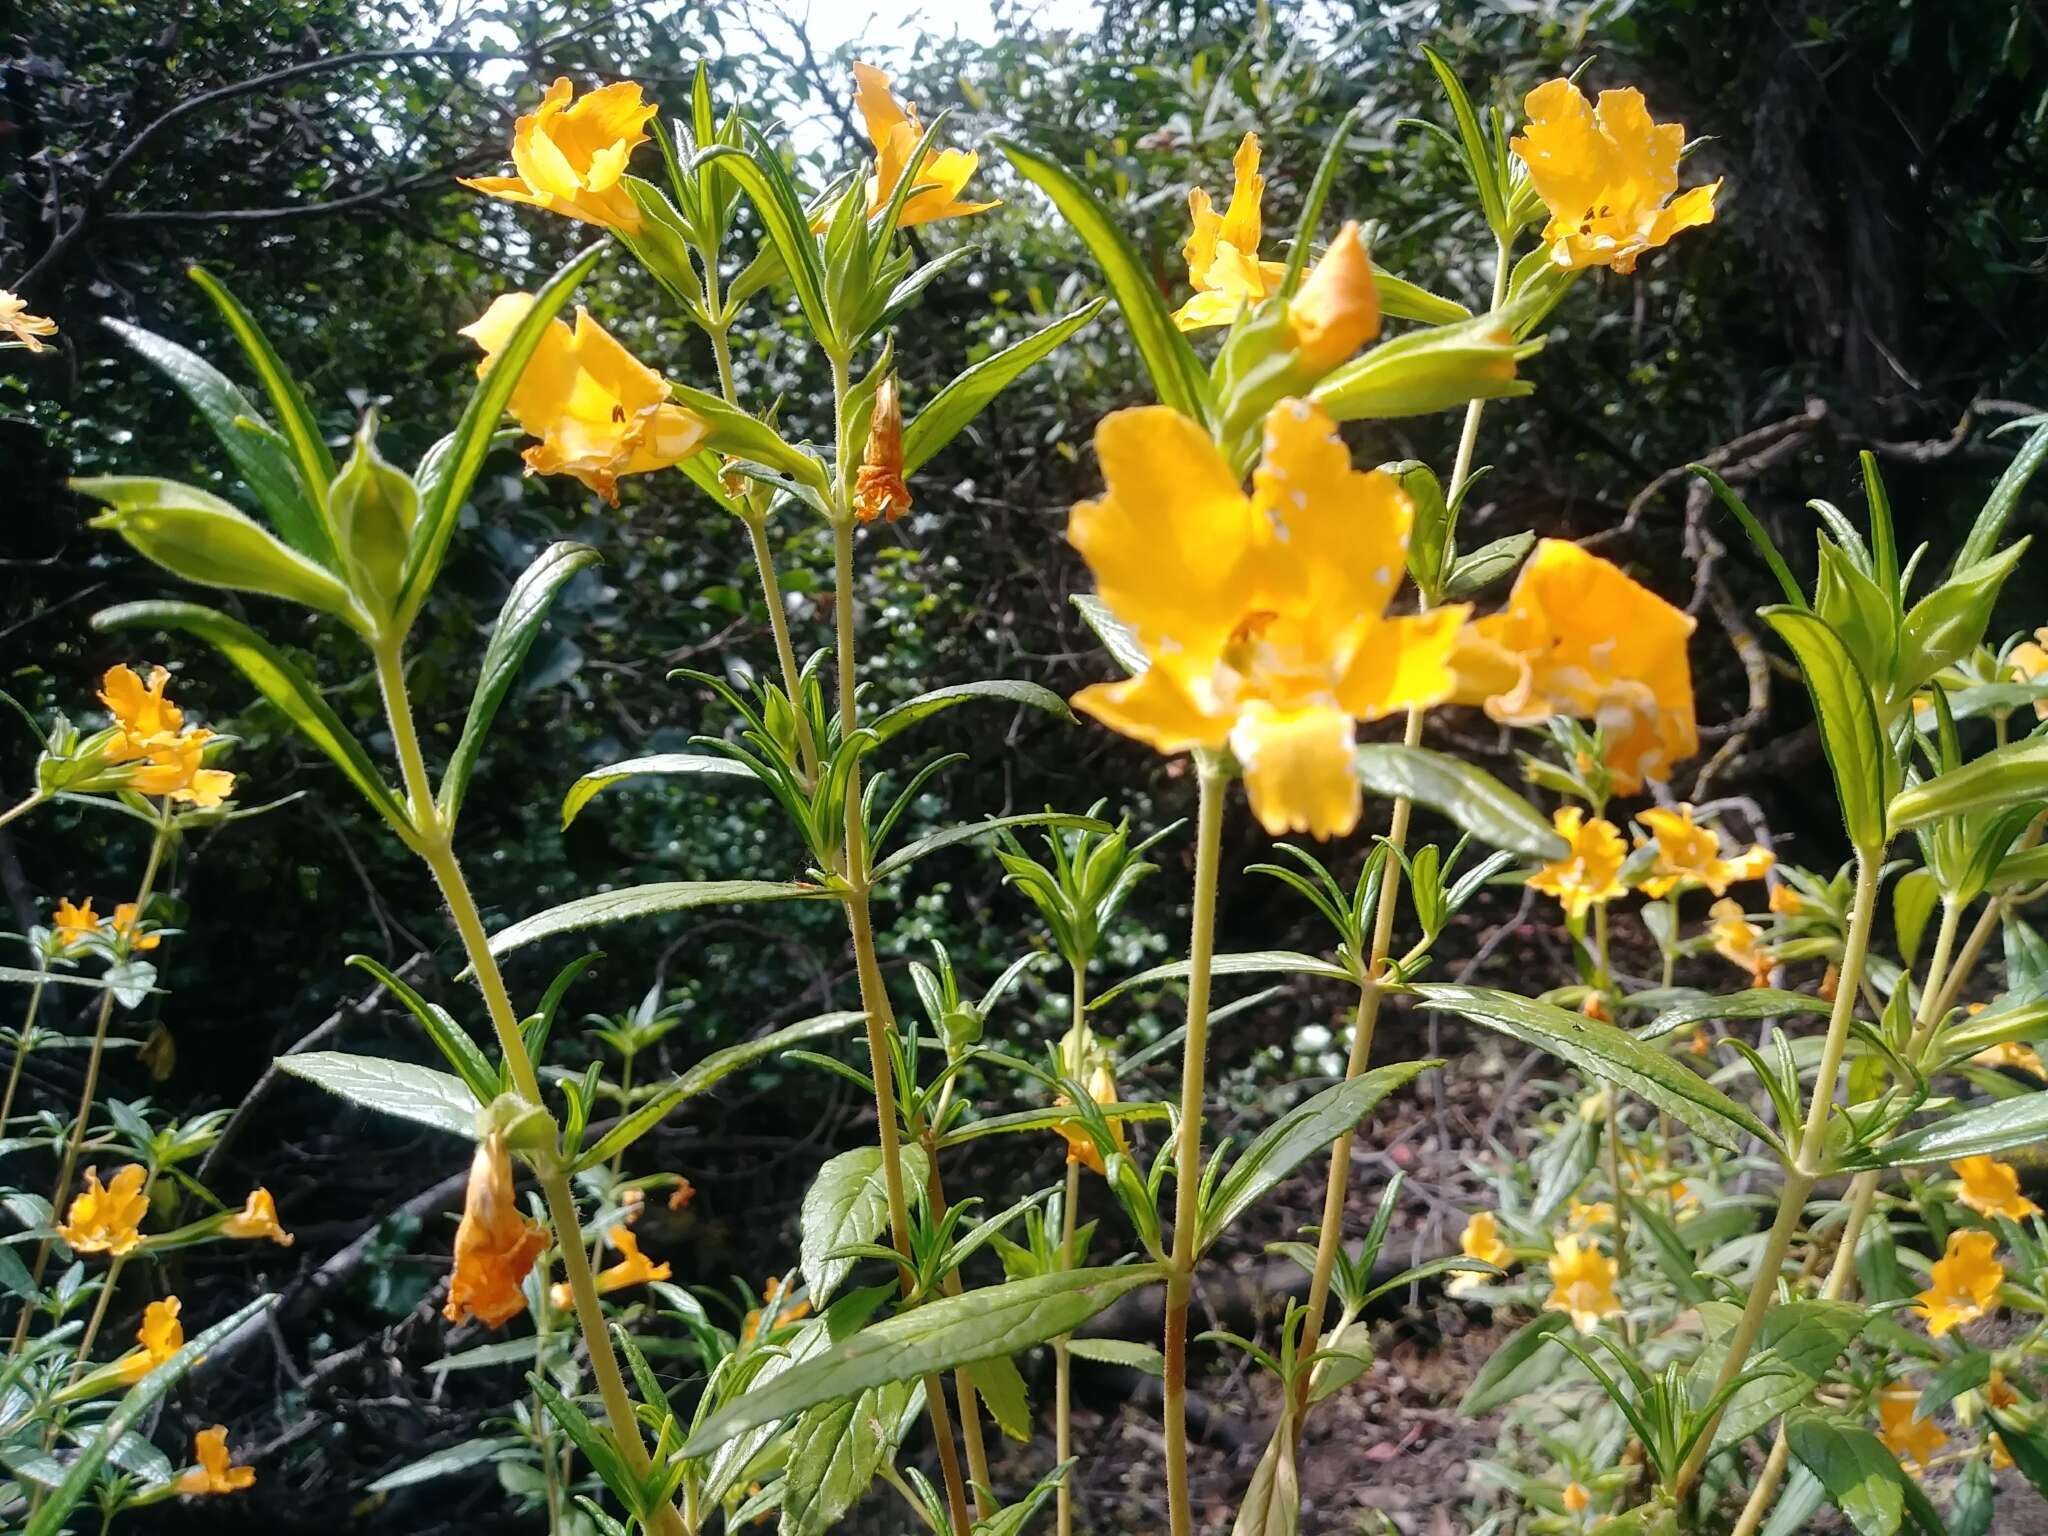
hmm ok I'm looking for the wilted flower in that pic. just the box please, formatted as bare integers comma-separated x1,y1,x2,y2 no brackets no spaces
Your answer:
847,64,996,228
1173,133,1284,330
1562,1481,1591,1515
0,289,58,352
445,1134,548,1328
1529,807,1628,920
1450,540,1697,793
114,1297,184,1384
1068,399,1466,838
1543,1233,1620,1332
223,1187,294,1246
1952,1156,2042,1223
668,1177,697,1211
462,293,709,505
1876,1386,1948,1472
1707,898,1773,987
1510,79,1719,273
853,375,911,524
174,1425,255,1496
461,78,656,233
1915,1229,2003,1339
1634,805,1773,898
59,1164,149,1257
1448,1209,1511,1296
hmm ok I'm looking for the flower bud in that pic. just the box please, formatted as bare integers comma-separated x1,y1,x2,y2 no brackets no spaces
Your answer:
1286,222,1380,374
853,375,911,524
327,416,419,620
1310,306,1537,422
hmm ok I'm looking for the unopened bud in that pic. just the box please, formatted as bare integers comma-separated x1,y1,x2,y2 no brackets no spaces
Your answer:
853,376,911,524
328,415,419,618
1310,305,1536,423
1287,222,1379,375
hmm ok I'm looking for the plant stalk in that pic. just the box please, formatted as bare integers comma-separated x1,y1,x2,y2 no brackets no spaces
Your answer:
0,974,49,1132
1056,967,1087,1536
0,791,43,831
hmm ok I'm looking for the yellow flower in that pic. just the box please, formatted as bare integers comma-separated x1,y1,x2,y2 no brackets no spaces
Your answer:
1544,1233,1621,1332
853,375,911,524
460,77,656,233
1568,1199,1615,1232
1973,1040,2048,1081
126,731,237,807
109,901,161,953
1562,1481,1591,1515
742,1277,814,1343
1510,78,1720,274
1448,1209,1511,1296
113,1297,184,1384
1767,882,1804,916
445,1134,548,1328
1915,1229,2003,1338
223,1187,294,1246
1530,807,1628,919
1952,1156,2042,1223
1287,222,1381,373
1054,1057,1127,1177
549,1226,671,1309
1173,133,1286,330
174,1425,255,1496
1708,898,1773,987
2009,629,2048,720
1068,399,1468,839
1450,540,1697,793
0,289,59,352
619,1187,646,1225
59,1165,149,1257
847,64,997,228
1635,805,1773,898
99,664,185,756
51,896,99,952
461,293,709,506
1876,1387,1948,1472
1989,1368,2021,1411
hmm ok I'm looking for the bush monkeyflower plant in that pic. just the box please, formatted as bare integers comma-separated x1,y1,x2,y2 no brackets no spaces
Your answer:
12,38,2048,1536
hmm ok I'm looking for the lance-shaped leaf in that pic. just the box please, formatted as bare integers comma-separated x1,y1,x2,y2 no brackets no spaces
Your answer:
995,137,1212,425
344,955,497,1104
670,381,828,491
91,600,413,837
1890,735,2048,833
1071,593,1147,676
489,880,839,959
902,299,1105,475
779,1381,920,1536
1848,1091,2048,1168
1092,951,1354,1010
279,1051,478,1138
697,140,835,345
1641,988,1832,1040
870,679,1076,743
1955,416,2048,573
561,752,755,829
801,1144,934,1306
1763,607,1890,854
682,1265,1163,1455
1354,744,1568,859
872,813,1110,882
188,265,336,505
1785,1411,1944,1536
1686,1299,1869,1452
933,1100,1168,1149
437,541,603,825
1411,983,1778,1153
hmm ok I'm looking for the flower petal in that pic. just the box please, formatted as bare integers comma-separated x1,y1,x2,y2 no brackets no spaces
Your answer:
1230,700,1361,840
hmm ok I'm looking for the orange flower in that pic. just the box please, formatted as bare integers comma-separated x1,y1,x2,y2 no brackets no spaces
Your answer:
445,1135,547,1328
549,1227,670,1309
1914,1230,2003,1339
1952,1156,2042,1223
1876,1386,1948,1472
0,289,59,352
1528,807,1629,920
1544,1233,1621,1332
1173,133,1285,329
223,1188,294,1246
619,1187,646,1225
124,730,236,808
99,664,185,756
59,1165,149,1257
668,1177,697,1212
1634,805,1773,898
1767,882,1804,916
113,1297,184,1384
460,78,657,233
174,1425,255,1496
847,64,996,228
1287,223,1381,372
1974,1040,2048,1081
1708,899,1772,988
1448,1209,1511,1296
1562,1481,1591,1515
51,895,99,952
741,1276,813,1343
853,376,911,524
110,901,162,953
1053,1058,1127,1176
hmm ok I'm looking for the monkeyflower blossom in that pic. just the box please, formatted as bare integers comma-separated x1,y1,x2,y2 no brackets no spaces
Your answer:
0,289,58,351
110,901,162,953
1529,807,1628,920
1767,882,1804,916
1707,898,1773,987
98,664,235,806
742,1276,814,1343
1915,1229,2003,1339
1448,1210,1511,1296
1510,79,1719,274
1562,1482,1591,1515
550,1227,670,1309
1543,1233,1621,1332
1053,1047,1127,1177
1286,222,1381,373
175,1425,255,1496
51,896,99,952
445,1134,547,1328
1876,1387,1948,1472
1173,133,1286,329
1973,1040,2048,1081
1068,398,1466,838
59,1164,149,1257
853,375,911,524
847,64,996,227
1450,540,1697,793
461,78,657,233
223,1187,294,1246
1634,804,1773,898
1952,1156,2042,1223
113,1297,184,1385
2008,628,2048,720
462,294,708,505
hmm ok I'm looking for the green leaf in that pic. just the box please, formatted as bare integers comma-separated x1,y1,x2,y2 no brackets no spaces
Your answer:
438,542,602,825
1786,1411,1942,1536
530,1373,638,1515
1894,869,1942,970
104,316,333,567
401,242,606,626
1458,1313,1569,1414
1955,416,2048,573
1070,593,1148,676
561,752,756,829
1989,1409,2048,1503
1442,530,1537,601
1641,988,1832,1040
1092,950,1354,1009
1411,984,1777,1153
1948,1455,1994,1536
873,814,1109,883
1420,46,1506,234
933,1100,1168,1149
188,265,336,499
1065,1337,1164,1375
681,1265,1163,1455
278,1051,477,1138
903,300,1106,475
1852,1090,2048,1167
1231,1416,1301,1536
995,137,1212,425
343,955,496,1104
575,1011,863,1171
1198,1062,1436,1251
427,1339,545,1374
801,1144,934,1307
1890,735,2048,833
696,142,835,344
869,679,1076,743
23,1293,276,1536
488,880,837,958
1897,541,2029,700
778,1381,918,1536
1762,607,1890,853
91,600,413,837
1688,1300,1867,1452
670,382,828,491
1353,745,1568,859
366,1437,524,1492
965,1353,1032,1441
1694,465,1805,609
1371,265,1471,326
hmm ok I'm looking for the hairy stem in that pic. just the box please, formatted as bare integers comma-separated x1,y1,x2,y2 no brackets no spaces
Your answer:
1056,967,1087,1536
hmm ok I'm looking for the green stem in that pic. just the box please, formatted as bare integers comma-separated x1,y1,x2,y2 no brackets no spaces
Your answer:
1056,969,1087,1536
1163,759,1227,1536
0,791,43,831
1674,850,1882,1499
742,511,820,781
0,975,48,1132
